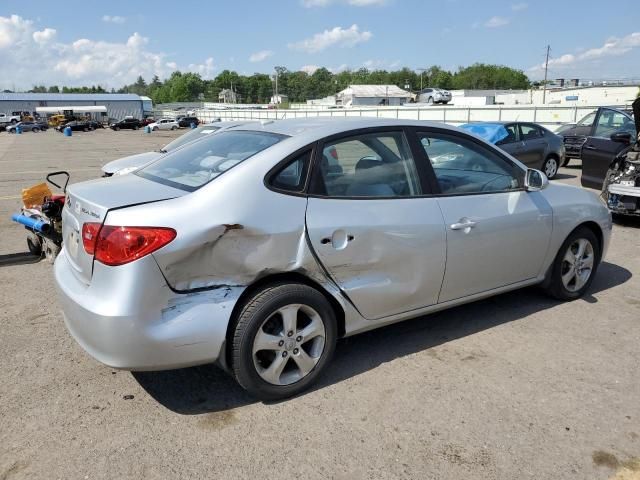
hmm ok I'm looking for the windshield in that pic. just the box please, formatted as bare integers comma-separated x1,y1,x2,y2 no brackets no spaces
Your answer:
577,112,596,127
161,125,222,153
137,130,285,191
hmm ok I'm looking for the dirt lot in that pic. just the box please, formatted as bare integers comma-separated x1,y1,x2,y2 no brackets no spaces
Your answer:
0,129,638,480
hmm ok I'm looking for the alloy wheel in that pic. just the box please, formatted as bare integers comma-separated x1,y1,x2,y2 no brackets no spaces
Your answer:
252,303,326,386
560,238,594,292
544,158,558,178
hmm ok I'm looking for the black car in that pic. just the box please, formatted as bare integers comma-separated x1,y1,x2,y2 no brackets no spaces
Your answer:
56,120,93,132
177,116,200,128
110,118,142,131
558,107,634,166
580,101,638,190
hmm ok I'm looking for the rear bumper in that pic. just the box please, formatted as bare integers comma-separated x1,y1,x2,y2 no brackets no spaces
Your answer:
54,250,241,371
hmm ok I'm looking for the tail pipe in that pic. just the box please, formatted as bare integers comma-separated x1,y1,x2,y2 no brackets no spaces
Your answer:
11,213,51,234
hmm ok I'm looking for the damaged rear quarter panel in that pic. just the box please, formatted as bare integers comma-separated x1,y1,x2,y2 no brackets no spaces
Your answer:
103,151,328,292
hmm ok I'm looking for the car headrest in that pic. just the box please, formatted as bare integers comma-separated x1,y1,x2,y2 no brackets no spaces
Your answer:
355,158,381,171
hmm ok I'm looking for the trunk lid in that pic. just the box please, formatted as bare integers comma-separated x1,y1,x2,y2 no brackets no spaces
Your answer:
62,174,186,284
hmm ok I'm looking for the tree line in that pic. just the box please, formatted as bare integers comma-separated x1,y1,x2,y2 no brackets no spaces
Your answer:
28,63,531,104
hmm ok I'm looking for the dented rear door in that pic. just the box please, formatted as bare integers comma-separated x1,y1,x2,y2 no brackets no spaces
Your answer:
306,197,446,320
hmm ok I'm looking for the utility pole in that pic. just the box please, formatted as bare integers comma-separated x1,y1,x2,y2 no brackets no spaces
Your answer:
274,66,286,105
542,45,550,104
417,67,427,91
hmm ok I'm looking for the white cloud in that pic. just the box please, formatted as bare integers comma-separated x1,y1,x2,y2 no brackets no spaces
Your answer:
187,57,215,79
529,32,640,72
33,27,56,44
511,2,528,11
484,16,509,28
0,14,33,49
289,24,372,53
249,50,273,62
302,0,386,6
300,65,320,74
102,15,126,24
0,14,214,89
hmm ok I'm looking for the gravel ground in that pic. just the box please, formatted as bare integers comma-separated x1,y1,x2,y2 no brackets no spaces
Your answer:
0,129,638,480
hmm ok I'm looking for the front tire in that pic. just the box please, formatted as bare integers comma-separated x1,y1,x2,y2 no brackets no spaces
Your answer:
542,155,559,179
32,127,39,133
427,97,434,105
231,283,337,401
43,241,61,264
544,227,600,300
171,125,177,130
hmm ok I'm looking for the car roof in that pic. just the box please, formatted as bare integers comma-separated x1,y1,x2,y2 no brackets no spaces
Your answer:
230,117,462,139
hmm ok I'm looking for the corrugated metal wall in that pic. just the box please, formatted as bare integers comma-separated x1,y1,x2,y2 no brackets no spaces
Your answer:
0,100,143,121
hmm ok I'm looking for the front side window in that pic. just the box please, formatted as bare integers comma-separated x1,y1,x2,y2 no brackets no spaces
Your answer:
311,131,421,197
418,132,521,195
137,130,284,191
594,110,634,137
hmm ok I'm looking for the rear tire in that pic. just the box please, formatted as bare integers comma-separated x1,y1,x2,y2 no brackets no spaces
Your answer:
561,157,570,167
26,233,42,256
32,127,39,133
171,125,177,130
544,226,600,301
231,283,337,401
542,155,559,179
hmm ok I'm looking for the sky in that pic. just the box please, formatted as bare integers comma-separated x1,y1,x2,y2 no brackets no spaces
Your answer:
1,0,640,90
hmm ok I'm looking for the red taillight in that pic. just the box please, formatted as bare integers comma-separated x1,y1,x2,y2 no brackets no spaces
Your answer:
82,222,101,255
83,224,176,266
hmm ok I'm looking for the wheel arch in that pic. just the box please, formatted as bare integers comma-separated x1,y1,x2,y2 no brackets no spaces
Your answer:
223,272,346,368
576,220,603,257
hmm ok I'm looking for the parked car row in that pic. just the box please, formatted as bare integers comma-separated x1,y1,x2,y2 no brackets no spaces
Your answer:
5,120,49,133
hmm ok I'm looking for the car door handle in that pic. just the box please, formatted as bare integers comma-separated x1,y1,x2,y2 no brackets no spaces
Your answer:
584,145,596,150
450,220,477,230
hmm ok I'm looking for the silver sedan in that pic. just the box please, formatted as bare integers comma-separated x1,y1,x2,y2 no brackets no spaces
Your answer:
55,118,612,400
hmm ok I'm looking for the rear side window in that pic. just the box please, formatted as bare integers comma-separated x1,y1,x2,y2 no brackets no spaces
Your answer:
310,131,422,198
520,124,542,140
137,130,285,191
270,150,311,193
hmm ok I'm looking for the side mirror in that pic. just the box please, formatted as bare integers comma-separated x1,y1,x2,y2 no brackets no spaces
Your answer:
610,131,632,144
525,168,549,192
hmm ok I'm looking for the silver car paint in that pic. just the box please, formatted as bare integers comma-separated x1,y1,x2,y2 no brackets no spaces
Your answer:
101,151,162,176
55,118,612,371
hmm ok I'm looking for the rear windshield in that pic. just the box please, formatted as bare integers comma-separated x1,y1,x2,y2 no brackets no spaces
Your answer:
162,125,221,152
136,130,285,191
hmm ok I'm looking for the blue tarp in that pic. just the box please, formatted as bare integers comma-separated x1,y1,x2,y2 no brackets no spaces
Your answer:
460,123,508,144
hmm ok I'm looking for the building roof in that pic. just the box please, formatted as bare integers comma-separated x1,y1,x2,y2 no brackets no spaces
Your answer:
0,93,142,102
338,85,411,98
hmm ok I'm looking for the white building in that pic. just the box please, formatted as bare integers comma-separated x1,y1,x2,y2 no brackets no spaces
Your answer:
447,85,639,107
270,94,289,105
336,85,411,107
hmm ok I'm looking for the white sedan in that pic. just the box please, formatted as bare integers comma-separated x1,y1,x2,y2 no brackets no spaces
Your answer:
149,118,179,131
